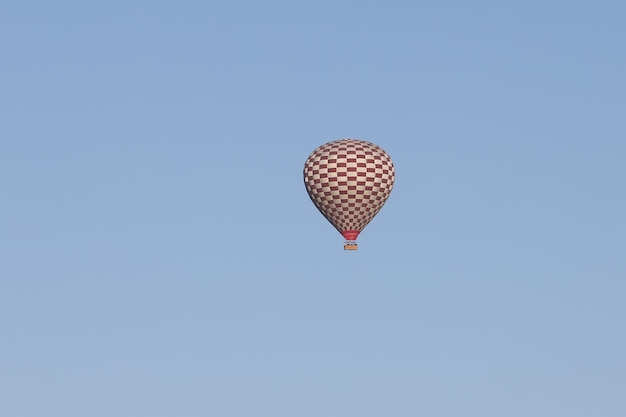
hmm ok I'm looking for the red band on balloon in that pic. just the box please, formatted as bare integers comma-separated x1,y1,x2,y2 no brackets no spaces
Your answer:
341,230,360,241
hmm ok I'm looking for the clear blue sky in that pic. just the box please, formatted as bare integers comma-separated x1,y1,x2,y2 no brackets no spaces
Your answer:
2,1,625,416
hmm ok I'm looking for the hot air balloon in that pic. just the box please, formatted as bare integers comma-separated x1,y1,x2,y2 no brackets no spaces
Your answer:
303,139,395,250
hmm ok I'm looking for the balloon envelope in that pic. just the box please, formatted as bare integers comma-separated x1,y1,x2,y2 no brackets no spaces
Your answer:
303,139,395,242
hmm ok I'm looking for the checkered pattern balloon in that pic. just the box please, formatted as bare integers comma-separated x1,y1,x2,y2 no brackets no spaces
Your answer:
303,139,395,241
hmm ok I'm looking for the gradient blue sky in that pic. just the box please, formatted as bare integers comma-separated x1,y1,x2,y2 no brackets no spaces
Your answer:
2,1,625,416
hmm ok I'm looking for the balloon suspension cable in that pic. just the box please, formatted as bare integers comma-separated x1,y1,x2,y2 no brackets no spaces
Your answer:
344,241,358,251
